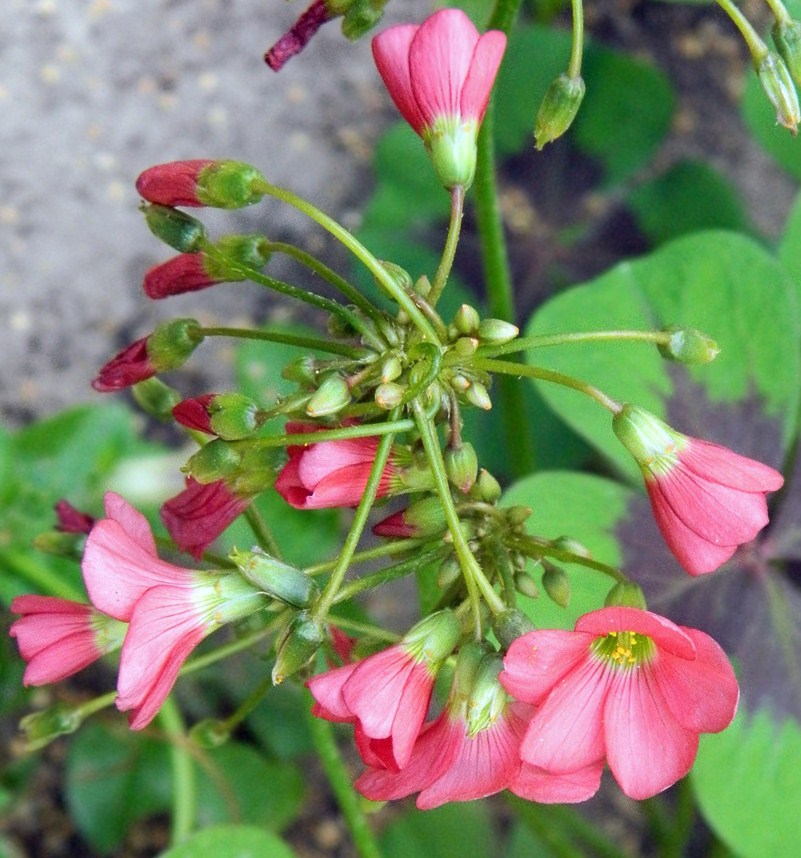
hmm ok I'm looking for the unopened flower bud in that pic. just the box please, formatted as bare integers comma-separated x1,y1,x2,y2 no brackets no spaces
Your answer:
477,468,502,503
542,562,571,608
454,304,480,336
192,160,267,208
272,612,324,684
373,496,447,538
375,381,405,410
466,654,506,736
552,535,592,559
414,275,432,298
306,375,351,417
514,571,540,600
756,51,800,133
207,393,260,440
453,337,479,357
231,547,319,608
437,555,462,587
142,203,206,252
54,500,95,534
658,325,720,365
506,506,532,527
477,318,519,345
206,234,272,277
492,608,536,649
190,718,231,749
377,260,413,292
534,74,586,149
147,318,204,370
605,581,647,609
380,356,403,383
450,373,470,393
773,19,801,87
403,610,462,663
466,380,492,410
186,439,242,483
341,0,386,40
20,702,84,752
444,441,478,493
282,355,319,385
132,378,183,421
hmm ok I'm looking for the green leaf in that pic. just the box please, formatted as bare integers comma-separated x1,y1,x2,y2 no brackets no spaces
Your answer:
742,69,801,181
503,472,631,629
380,802,495,858
525,231,801,482
194,742,305,831
692,710,801,858
573,46,675,182
65,721,172,852
778,189,801,293
628,160,751,245
157,825,296,858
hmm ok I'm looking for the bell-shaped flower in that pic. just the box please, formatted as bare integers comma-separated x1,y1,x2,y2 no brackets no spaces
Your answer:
10,595,126,686
308,611,461,771
612,405,784,575
500,606,739,800
372,9,506,189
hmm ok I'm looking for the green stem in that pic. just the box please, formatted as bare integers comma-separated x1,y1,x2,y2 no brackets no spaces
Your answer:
324,616,402,643
244,506,283,559
266,240,384,321
333,546,449,603
221,671,275,732
568,0,585,79
305,692,383,858
159,696,196,847
0,549,84,601
764,0,793,26
313,421,399,619
509,534,627,583
304,537,430,574
244,418,414,450
200,325,363,358
429,185,465,307
471,356,621,412
412,400,506,628
253,180,440,343
493,540,518,608
475,328,671,358
716,0,769,59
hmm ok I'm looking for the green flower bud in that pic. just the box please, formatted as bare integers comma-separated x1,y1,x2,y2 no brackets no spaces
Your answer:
187,438,242,483
454,304,480,336
605,581,647,609
208,393,260,440
341,0,387,40
450,373,470,393
306,374,351,417
437,555,462,588
477,468,502,503
414,274,432,298
773,19,801,87
492,608,536,649
466,654,507,737
506,506,532,527
658,325,720,365
465,381,492,410
514,571,540,600
231,547,319,608
204,234,272,280
142,203,206,252
453,337,478,357
20,702,83,752
272,612,324,684
377,260,413,292
380,355,403,383
552,535,592,559
477,318,519,345
147,318,204,372
375,381,405,410
542,562,571,609
132,377,182,421
282,355,319,385
534,73,586,150
195,160,267,208
444,442,478,493
189,718,231,749
756,51,800,133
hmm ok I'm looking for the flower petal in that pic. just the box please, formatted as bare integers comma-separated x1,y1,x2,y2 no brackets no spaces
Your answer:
459,30,506,122
575,607,696,659
500,629,588,705
372,24,425,134
681,439,784,492
510,760,604,804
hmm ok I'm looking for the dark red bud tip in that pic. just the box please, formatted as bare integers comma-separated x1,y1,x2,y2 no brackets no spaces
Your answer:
172,394,218,434
91,338,155,392
372,509,417,538
265,0,332,72
54,500,95,534
143,254,217,299
136,160,215,207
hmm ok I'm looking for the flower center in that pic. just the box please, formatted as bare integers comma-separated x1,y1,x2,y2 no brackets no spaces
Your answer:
591,630,656,669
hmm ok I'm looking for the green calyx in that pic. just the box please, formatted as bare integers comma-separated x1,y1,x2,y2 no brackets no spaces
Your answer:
611,404,686,477
402,609,462,666
534,74,586,150
424,116,478,191
195,160,267,208
146,318,204,371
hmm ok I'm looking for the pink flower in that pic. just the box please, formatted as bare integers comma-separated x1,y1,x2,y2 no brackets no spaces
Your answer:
500,607,739,800
372,9,506,188
143,253,222,299
9,595,126,686
160,477,252,559
136,160,215,207
136,160,265,209
613,405,784,575
265,0,332,71
308,611,461,771
356,649,602,808
275,423,401,510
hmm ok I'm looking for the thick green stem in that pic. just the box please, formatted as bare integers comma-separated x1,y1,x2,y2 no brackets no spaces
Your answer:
471,356,621,412
159,697,196,847
333,546,450,603
244,418,414,451
568,0,585,79
200,325,362,358
221,671,275,733
244,506,283,559
716,0,769,59
475,329,671,358
412,400,505,629
303,537,429,575
305,693,383,858
509,533,627,584
429,185,465,307
253,181,440,343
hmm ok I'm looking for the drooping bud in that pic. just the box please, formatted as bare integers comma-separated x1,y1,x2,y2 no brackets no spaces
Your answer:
477,318,519,345
20,702,84,752
272,612,325,684
514,571,540,600
172,394,217,434
534,74,586,149
306,374,352,417
605,581,647,610
372,496,447,538
132,377,183,421
231,547,319,608
454,304,480,336
773,18,801,87
465,380,492,410
199,393,261,440
54,500,95,534
551,535,592,559
492,608,536,650
476,469,502,503
658,325,720,365
756,51,800,133
142,203,206,252
138,160,267,208
136,159,215,206
375,381,405,410
444,441,478,493
186,438,243,483
282,355,319,386
541,562,571,609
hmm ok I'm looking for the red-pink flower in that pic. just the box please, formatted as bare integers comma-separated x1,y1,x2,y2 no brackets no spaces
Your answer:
136,160,266,209
500,607,739,800
356,648,602,808
143,253,222,299
9,595,126,686
372,9,506,188
160,477,252,559
136,160,215,207
275,423,402,510
613,405,784,575
308,611,461,771
91,336,155,392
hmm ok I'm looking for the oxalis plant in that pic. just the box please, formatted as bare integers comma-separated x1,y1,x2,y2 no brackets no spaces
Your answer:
6,1,801,856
